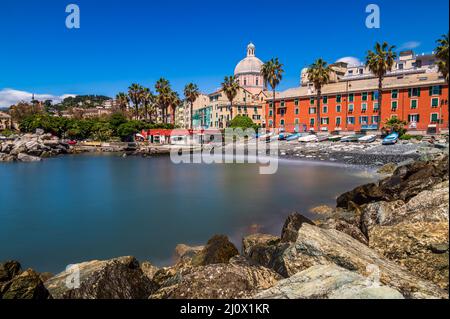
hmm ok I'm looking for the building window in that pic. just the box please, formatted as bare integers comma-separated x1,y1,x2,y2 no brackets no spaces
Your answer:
391,90,398,99
321,117,329,125
280,109,285,116
431,113,439,123
280,119,285,126
310,97,315,105
361,103,367,112
391,101,398,110
398,63,404,70
310,118,315,126
410,100,418,109
431,98,439,108
349,93,354,102
309,107,316,114
254,107,258,113
430,85,441,96
359,116,368,124
269,110,273,116
294,99,299,106
295,108,299,115
372,91,379,101
336,95,342,103
280,100,285,107
409,88,420,97
362,92,368,101
256,78,259,86
244,78,247,86
373,102,379,111
269,120,273,126
371,116,379,124
294,118,299,125
348,104,354,112
269,102,274,108
323,96,328,104
323,106,328,113
408,114,420,123
347,116,355,125
336,117,341,126
336,105,341,113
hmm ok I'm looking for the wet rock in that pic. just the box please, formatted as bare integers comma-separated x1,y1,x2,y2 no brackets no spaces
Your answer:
242,233,280,256
369,221,449,291
0,261,22,282
281,213,315,243
150,263,281,299
430,243,449,254
44,256,155,299
271,223,447,298
254,264,404,299
198,235,239,266
1,269,50,299
377,163,397,175
17,153,42,162
140,261,159,281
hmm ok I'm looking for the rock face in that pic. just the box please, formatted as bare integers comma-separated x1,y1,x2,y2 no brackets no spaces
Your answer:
0,261,21,282
255,264,404,299
198,235,239,266
337,154,449,208
150,262,281,299
281,213,315,243
0,133,69,162
1,268,50,299
271,223,446,299
44,256,155,299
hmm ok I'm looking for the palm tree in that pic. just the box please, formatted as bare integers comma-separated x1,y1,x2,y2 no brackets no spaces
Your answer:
307,58,331,132
141,88,155,122
116,92,129,112
261,58,284,130
435,33,449,83
155,78,171,124
366,42,397,130
128,83,144,120
221,75,239,126
184,83,200,129
169,91,181,125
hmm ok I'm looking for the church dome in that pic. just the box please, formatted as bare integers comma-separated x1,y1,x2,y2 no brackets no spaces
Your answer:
234,43,263,75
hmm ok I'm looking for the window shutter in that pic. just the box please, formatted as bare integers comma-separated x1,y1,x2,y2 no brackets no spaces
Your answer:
429,87,433,96
417,114,420,122
439,86,442,95
408,89,411,97
371,92,374,100
417,87,421,97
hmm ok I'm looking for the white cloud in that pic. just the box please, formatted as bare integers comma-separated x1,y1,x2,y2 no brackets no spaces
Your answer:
336,56,362,67
0,88,75,108
399,41,421,51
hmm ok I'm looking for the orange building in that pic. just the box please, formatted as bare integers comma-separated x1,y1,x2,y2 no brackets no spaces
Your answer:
266,72,448,134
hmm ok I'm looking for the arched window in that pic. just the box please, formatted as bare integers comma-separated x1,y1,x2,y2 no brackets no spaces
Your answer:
256,77,259,86
244,78,247,86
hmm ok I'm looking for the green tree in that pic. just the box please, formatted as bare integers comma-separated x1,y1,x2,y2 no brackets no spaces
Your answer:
307,58,331,132
435,33,449,83
184,83,200,129
366,42,397,129
383,117,407,136
116,92,130,112
221,75,239,126
261,58,284,130
230,115,259,130
141,88,155,122
155,78,171,124
128,83,144,120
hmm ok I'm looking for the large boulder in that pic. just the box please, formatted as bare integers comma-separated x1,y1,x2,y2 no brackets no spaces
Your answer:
150,262,281,299
369,221,449,291
242,233,280,256
1,269,50,299
196,235,239,266
17,153,41,162
44,256,155,299
0,261,21,282
270,223,447,298
254,264,404,299
281,213,315,243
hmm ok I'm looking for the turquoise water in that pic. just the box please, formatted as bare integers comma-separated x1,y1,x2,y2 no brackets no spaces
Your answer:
0,154,375,273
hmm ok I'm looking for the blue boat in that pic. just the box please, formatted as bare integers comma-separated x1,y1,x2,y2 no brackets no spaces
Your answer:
382,132,399,145
286,133,301,141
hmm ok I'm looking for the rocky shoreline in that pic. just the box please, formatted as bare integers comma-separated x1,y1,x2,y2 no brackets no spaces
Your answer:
1,153,448,299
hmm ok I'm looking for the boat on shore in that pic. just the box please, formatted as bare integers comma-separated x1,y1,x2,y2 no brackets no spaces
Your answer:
299,134,318,143
286,133,301,141
341,134,363,143
358,134,377,143
318,135,330,142
328,135,342,142
382,132,399,145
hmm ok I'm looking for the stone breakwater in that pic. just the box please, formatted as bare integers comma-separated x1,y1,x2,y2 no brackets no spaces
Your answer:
1,154,448,299
0,133,70,162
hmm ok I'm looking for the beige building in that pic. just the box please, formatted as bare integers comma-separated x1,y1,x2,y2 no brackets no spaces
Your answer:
0,111,12,131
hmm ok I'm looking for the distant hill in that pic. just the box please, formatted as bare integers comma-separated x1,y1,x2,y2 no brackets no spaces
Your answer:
54,95,111,110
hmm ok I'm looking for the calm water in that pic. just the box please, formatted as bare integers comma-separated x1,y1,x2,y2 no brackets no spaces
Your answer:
0,154,376,273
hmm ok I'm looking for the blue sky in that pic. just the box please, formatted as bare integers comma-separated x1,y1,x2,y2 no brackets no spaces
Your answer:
0,0,448,107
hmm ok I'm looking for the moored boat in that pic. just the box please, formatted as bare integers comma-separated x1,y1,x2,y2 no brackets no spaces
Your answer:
382,132,399,145
358,134,377,143
299,134,318,143
286,133,301,141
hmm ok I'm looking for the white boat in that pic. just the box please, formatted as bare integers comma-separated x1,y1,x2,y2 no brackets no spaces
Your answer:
358,134,377,143
299,134,318,143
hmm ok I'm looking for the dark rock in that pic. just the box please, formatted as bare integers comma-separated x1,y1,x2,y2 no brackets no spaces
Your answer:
199,235,239,266
0,260,21,282
430,243,449,254
281,213,315,243
1,269,50,299
45,256,155,299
